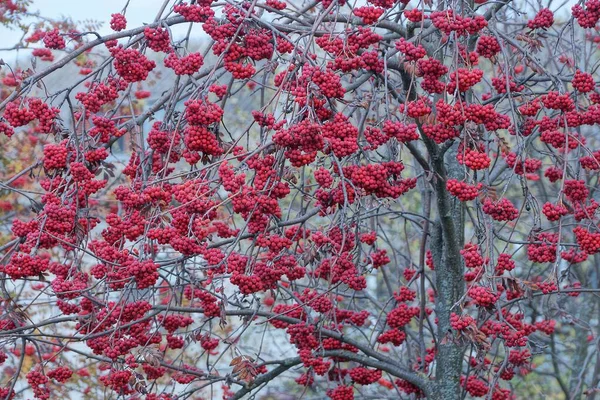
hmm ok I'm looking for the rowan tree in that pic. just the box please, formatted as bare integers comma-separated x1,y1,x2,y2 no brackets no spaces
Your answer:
1,0,600,399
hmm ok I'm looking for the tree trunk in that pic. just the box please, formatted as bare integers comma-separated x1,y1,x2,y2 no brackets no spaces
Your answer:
431,147,466,399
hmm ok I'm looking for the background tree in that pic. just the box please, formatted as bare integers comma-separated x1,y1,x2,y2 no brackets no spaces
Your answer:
1,0,600,399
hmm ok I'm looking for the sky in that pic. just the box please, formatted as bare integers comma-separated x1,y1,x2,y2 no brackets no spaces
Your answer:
0,0,169,63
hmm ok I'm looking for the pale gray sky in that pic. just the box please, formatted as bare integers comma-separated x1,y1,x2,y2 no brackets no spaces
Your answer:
0,0,170,63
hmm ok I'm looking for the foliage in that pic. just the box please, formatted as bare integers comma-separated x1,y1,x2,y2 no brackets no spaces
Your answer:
1,0,600,399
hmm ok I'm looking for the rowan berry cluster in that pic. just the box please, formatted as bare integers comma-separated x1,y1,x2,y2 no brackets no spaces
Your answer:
573,69,595,92
527,232,558,263
476,35,501,58
462,376,490,397
344,162,416,199
1,253,50,279
321,113,359,157
174,2,214,22
395,38,427,61
142,26,170,52
314,253,367,290
75,80,123,113
495,253,516,275
164,52,204,75
3,101,35,127
468,285,498,307
574,226,600,254
349,367,382,385
43,142,69,170
447,179,481,201
43,29,65,49
461,243,488,269
430,11,488,36
457,144,491,171
353,6,384,24
417,58,448,93
27,370,50,399
110,13,127,31
564,179,589,202
527,8,554,29
402,98,431,118
483,198,519,221
542,91,575,112
404,9,424,22
327,385,354,400
387,304,420,328
109,46,156,83
47,367,73,383
542,202,569,221
378,328,407,346
447,68,484,93
572,0,600,28
450,313,475,330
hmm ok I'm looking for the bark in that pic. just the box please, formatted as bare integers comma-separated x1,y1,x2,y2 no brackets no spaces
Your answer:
430,146,466,400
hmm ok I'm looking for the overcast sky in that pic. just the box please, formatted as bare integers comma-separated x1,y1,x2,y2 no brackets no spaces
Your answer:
0,0,169,63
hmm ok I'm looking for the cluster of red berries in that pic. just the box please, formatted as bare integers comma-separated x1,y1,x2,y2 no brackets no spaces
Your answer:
144,26,172,52
27,370,50,399
476,35,501,58
43,29,65,49
503,152,542,175
47,366,73,383
110,13,127,31
1,253,50,280
574,226,600,254
266,0,287,10
461,243,488,269
572,0,600,28
495,253,516,275
4,100,35,127
542,91,574,112
462,376,490,397
314,167,334,188
382,120,419,142
321,113,360,157
468,286,498,307
401,98,431,118
421,124,459,143
387,304,420,328
527,232,558,263
447,68,484,93
446,179,481,201
450,313,475,330
527,8,554,29
43,142,69,170
542,202,569,221
165,52,204,75
378,328,407,346
174,2,214,22
492,75,524,94
573,69,595,92
404,9,424,22
109,46,156,83
75,79,123,113
430,11,488,36
348,367,382,385
417,58,448,93
395,38,427,61
343,162,416,199
544,166,563,182
564,179,589,202
457,144,491,171
327,385,354,400
353,6,384,24
483,198,519,221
